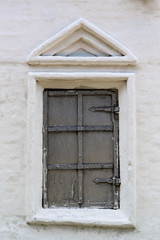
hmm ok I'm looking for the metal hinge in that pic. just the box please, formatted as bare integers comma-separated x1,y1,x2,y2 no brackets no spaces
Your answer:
89,106,119,113
92,177,121,186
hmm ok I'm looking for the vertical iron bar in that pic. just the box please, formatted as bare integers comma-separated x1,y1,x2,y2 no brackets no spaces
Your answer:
42,90,48,208
78,93,83,205
111,91,119,209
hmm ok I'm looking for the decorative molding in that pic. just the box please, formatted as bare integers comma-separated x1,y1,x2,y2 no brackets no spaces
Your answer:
27,18,138,66
26,72,136,227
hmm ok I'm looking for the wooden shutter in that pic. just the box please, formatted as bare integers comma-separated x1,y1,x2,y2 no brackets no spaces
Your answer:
43,89,120,209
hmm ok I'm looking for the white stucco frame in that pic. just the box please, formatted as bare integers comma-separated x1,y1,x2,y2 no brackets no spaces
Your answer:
27,18,138,66
26,72,136,228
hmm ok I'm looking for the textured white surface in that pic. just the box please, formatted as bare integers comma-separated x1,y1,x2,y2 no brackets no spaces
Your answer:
0,0,160,239
27,18,138,65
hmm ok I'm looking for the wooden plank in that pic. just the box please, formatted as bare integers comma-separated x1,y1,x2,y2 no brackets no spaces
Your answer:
42,90,48,208
78,93,83,205
111,90,120,210
83,169,113,208
47,170,78,208
48,95,77,126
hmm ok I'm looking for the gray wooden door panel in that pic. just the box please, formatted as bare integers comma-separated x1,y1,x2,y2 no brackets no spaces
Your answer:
83,169,113,208
48,95,77,126
43,89,120,209
83,132,113,164
47,170,78,208
48,132,77,164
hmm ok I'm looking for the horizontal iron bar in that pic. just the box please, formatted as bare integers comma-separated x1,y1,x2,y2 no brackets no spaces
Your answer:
48,90,113,96
89,106,119,113
48,163,113,170
48,125,113,132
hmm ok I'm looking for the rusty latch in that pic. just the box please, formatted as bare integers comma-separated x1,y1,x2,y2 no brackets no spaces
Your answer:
89,106,119,113
92,177,121,186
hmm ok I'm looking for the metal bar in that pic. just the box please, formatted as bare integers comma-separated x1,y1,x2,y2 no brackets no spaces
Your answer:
48,125,113,132
42,90,48,208
89,106,119,113
48,90,113,97
92,177,121,185
111,91,120,210
48,163,113,170
78,93,83,205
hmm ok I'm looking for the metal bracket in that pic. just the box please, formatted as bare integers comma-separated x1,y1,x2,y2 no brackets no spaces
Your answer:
89,106,119,113
92,177,121,186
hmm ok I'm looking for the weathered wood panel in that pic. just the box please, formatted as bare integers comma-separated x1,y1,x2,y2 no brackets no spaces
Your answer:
44,89,120,209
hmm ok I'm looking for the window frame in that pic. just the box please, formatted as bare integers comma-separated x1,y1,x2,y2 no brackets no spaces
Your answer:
26,72,136,227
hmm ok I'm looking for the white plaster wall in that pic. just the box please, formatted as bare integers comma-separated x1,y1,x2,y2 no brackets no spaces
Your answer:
0,0,160,239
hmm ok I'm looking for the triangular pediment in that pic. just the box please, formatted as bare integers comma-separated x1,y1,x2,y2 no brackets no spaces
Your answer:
27,18,137,66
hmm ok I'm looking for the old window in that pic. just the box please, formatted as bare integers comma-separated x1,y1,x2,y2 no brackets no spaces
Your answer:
27,72,136,226
43,89,120,210
27,19,136,225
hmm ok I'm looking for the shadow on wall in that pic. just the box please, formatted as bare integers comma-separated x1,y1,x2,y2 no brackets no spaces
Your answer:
129,0,160,13
133,0,159,6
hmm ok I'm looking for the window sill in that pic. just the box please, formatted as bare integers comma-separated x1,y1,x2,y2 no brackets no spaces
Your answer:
27,208,135,228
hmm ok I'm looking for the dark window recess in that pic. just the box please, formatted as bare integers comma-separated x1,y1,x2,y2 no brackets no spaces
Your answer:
43,89,120,209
